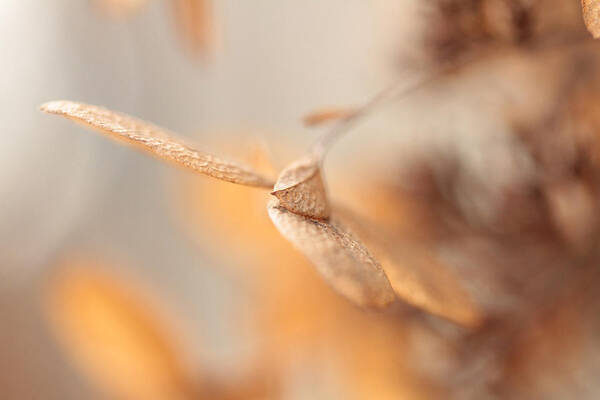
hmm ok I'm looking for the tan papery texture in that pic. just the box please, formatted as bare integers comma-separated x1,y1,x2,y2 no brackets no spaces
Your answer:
267,198,396,309
335,207,482,327
583,0,600,38
40,101,274,188
271,155,330,220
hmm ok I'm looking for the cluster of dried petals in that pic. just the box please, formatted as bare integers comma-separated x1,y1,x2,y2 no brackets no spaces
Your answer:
40,99,479,326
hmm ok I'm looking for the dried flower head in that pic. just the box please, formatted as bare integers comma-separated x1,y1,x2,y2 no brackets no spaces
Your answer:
40,74,482,325
38,3,600,396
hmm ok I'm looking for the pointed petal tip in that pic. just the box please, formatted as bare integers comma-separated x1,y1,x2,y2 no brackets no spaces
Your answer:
39,100,70,114
39,102,54,113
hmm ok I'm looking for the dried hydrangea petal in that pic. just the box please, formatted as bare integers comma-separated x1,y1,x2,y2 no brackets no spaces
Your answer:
267,198,396,309
336,208,482,327
271,155,330,219
583,0,600,38
40,101,274,188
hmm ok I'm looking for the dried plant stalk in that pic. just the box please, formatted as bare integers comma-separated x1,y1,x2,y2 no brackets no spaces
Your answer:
40,101,274,188
276,74,442,219
583,0,600,38
267,198,396,309
302,107,355,127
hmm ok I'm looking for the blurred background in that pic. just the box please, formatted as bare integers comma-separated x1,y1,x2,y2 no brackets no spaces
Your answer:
3,1,600,399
